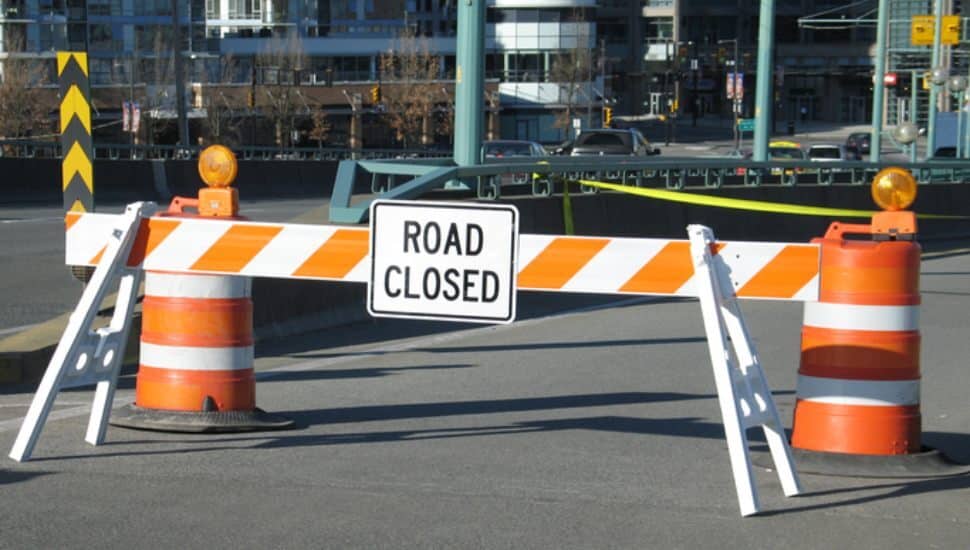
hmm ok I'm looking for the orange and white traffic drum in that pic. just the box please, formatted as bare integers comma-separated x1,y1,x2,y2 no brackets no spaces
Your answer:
137,271,255,412
791,236,921,455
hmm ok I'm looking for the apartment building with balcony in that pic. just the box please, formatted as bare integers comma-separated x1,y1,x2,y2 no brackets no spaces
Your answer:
0,0,602,146
641,0,878,125
3,0,939,147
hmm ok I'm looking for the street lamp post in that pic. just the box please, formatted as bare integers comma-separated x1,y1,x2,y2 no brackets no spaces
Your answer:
718,38,740,150
927,65,949,158
948,75,968,158
926,0,945,159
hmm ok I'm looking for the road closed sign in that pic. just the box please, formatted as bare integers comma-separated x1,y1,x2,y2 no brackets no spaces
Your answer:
368,200,519,324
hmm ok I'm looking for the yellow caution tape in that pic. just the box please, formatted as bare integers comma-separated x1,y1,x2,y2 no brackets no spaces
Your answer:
578,180,968,220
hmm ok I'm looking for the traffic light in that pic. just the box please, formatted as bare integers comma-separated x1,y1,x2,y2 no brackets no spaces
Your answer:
603,107,613,127
370,85,382,103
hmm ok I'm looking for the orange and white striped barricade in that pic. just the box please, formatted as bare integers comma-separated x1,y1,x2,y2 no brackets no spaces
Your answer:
13,202,821,517
791,212,924,463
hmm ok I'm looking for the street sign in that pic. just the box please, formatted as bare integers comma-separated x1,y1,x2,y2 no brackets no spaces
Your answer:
738,118,755,132
912,15,961,46
368,200,519,324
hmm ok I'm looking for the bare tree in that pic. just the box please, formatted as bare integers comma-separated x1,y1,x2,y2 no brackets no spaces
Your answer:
201,54,242,146
378,28,442,148
308,102,332,149
0,28,53,147
548,11,593,139
256,32,306,149
138,28,178,146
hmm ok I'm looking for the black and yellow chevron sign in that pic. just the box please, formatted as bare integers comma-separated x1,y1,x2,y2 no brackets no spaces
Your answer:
58,51,94,213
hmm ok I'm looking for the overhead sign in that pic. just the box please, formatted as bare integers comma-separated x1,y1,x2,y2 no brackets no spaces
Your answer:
368,200,518,324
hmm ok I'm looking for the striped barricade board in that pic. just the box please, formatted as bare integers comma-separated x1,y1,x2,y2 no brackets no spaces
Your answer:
66,211,820,302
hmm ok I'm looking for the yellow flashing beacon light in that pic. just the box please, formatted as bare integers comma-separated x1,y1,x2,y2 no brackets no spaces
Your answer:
197,145,239,217
870,167,918,239
871,166,917,211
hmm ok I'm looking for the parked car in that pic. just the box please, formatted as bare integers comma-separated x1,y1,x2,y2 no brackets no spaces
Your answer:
569,128,661,157
807,144,862,162
845,132,871,155
482,139,551,188
768,140,806,175
483,140,548,159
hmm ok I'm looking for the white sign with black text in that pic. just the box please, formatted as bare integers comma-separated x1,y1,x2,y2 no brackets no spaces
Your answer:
368,200,519,324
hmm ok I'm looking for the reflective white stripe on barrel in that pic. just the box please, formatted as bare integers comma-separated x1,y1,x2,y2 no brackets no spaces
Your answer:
803,303,919,331
139,342,254,371
796,375,921,406
146,272,251,299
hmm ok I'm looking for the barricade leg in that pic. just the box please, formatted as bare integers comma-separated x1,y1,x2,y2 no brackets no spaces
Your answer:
688,224,802,517
9,202,151,462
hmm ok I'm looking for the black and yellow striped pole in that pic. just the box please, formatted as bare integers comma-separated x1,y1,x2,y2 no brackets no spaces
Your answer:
58,51,94,214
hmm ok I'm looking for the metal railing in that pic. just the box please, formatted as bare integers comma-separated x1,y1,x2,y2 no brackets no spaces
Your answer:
0,139,454,162
328,156,970,223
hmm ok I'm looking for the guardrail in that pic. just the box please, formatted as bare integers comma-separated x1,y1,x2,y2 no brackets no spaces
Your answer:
329,156,970,223
0,139,453,162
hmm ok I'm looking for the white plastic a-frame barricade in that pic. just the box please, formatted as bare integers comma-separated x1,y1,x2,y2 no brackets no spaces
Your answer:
8,202,154,462
687,224,803,516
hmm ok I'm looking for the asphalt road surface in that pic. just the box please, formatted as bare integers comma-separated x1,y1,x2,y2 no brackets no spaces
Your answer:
0,248,968,548
0,198,318,333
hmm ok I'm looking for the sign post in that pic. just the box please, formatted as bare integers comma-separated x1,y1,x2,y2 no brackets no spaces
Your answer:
368,200,519,324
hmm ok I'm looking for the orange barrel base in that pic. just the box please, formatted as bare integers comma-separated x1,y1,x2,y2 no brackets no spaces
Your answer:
111,271,292,433
792,400,920,455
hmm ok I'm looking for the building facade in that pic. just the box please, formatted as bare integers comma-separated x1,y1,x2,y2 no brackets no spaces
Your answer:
2,0,963,146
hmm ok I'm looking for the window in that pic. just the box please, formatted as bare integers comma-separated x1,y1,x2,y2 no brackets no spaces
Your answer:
228,0,260,19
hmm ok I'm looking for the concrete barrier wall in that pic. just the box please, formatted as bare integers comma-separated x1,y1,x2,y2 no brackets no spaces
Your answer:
0,158,340,206
507,185,970,242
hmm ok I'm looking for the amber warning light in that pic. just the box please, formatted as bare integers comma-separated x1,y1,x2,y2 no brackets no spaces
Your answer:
870,167,918,239
197,145,239,217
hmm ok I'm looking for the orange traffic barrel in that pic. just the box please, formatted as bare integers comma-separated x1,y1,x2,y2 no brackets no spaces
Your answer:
112,145,291,432
791,223,921,455
112,269,290,432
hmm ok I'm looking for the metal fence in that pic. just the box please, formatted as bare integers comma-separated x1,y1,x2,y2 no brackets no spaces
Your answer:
0,140,453,162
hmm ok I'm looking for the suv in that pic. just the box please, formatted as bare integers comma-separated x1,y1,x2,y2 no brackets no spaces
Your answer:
569,128,661,157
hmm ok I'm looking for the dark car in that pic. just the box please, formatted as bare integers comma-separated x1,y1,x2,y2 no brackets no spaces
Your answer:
482,139,551,189
569,128,661,157
845,132,871,155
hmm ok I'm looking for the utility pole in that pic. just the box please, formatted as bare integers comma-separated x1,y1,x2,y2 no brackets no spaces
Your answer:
690,41,698,127
926,0,945,159
752,0,776,162
342,89,362,159
600,39,606,125
664,42,672,145
453,0,484,172
172,0,189,150
870,0,889,162
719,38,740,150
